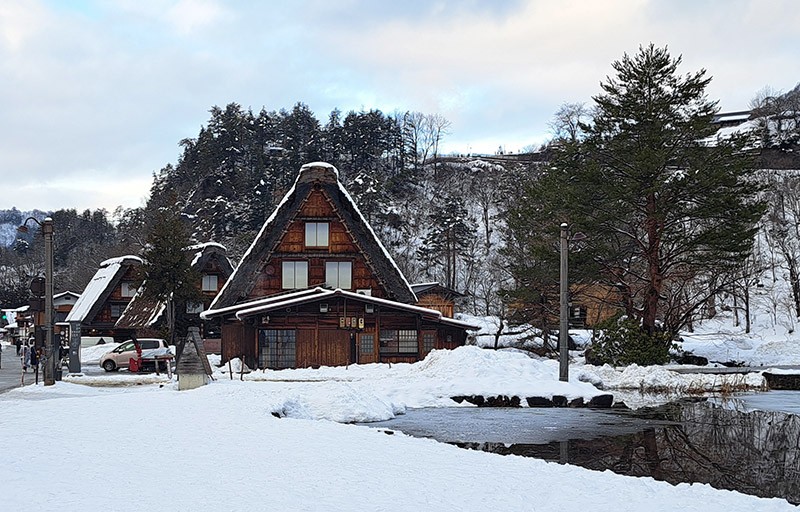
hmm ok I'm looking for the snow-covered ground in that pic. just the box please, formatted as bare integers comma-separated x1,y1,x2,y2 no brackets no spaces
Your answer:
5,296,800,512
2,373,794,511
1,340,798,510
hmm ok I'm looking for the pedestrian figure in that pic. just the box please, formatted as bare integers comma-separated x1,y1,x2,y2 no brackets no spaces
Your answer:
15,337,21,356
21,342,30,372
20,341,30,385
30,347,40,385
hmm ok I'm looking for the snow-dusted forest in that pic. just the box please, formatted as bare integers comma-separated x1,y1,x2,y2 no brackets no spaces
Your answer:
2,51,800,354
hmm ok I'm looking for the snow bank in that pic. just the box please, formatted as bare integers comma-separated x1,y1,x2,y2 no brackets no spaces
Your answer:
578,363,767,396
213,346,606,415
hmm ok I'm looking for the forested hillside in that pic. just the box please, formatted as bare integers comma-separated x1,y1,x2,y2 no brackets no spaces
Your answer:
3,48,800,355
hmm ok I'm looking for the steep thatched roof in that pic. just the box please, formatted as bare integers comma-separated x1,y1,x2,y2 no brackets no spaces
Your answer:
115,243,233,329
210,162,416,310
65,256,142,324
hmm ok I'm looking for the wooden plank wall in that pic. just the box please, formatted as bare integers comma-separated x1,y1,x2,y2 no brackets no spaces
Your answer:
415,293,454,318
222,323,256,365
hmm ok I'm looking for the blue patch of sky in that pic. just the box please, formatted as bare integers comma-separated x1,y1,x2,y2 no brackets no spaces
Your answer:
45,0,102,18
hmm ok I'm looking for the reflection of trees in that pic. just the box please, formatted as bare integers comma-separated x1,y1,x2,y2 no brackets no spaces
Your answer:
455,401,800,504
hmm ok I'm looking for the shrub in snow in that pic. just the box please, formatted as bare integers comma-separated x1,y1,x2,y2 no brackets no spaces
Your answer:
592,315,674,366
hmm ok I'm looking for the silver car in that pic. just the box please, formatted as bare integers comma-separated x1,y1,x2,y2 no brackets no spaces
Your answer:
99,339,167,372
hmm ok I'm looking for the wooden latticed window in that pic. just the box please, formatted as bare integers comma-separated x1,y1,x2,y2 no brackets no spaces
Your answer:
258,329,296,369
379,329,418,354
360,333,374,355
422,332,435,354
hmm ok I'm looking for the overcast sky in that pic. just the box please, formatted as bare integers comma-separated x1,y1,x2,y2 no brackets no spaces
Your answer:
2,0,799,213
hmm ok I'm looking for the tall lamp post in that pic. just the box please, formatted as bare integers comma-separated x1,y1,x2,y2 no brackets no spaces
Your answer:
559,223,569,382
559,223,586,382
19,217,56,386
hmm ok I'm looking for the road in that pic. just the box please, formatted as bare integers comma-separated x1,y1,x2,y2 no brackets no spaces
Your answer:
0,342,26,393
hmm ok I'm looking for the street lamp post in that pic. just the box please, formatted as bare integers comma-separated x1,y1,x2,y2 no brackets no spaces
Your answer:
19,217,56,386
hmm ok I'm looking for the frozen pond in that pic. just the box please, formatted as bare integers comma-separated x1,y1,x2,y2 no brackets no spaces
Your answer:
363,393,800,504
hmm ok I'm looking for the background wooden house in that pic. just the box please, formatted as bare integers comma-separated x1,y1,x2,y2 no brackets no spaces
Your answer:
203,162,477,369
115,243,233,352
53,291,81,323
64,256,143,343
411,282,464,318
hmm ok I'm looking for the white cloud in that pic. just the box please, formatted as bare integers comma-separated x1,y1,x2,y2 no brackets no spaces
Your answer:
2,0,800,210
165,0,232,35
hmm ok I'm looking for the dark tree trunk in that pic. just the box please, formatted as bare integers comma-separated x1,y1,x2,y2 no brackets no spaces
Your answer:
643,192,663,334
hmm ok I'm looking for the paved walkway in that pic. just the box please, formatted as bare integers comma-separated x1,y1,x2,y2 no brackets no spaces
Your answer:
0,342,40,393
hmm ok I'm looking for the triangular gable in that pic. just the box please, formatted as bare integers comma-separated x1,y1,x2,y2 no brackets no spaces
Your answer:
116,243,233,329
65,256,142,324
210,162,416,310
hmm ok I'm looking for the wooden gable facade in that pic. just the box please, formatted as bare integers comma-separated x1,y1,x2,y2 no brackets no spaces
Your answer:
411,282,465,319
248,188,392,299
204,162,477,369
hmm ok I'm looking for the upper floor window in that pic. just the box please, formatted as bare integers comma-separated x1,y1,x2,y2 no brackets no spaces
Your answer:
282,261,308,289
325,261,352,289
202,274,218,292
120,282,137,297
305,222,329,248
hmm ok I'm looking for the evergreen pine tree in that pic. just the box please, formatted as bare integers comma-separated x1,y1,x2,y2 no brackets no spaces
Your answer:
507,44,766,349
140,203,201,345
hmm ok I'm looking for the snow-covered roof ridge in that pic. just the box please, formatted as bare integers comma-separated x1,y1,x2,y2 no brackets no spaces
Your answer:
53,290,80,299
100,255,143,268
205,286,479,330
187,241,227,252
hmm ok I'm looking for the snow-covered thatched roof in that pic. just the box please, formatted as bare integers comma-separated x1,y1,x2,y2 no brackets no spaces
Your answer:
209,162,416,310
65,256,142,324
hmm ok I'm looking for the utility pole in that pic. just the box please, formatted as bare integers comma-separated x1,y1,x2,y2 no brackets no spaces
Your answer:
43,218,55,385
559,223,569,382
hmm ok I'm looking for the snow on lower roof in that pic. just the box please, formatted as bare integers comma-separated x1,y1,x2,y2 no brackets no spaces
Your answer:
202,287,328,320
226,287,479,330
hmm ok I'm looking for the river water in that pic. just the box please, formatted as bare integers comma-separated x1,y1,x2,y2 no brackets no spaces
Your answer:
363,393,800,504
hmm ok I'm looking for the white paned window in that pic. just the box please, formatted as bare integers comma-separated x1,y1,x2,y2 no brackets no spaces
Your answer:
305,222,329,248
325,261,352,289
120,282,137,297
282,261,309,289
202,274,218,292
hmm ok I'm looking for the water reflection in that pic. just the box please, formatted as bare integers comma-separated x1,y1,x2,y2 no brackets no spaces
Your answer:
454,400,800,504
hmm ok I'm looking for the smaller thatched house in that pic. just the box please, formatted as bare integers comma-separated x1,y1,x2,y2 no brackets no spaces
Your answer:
65,256,143,342
115,243,233,349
